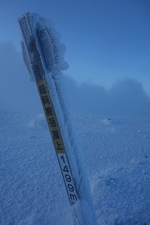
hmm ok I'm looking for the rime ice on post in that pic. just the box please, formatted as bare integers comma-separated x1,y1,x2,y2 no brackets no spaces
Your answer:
18,12,98,225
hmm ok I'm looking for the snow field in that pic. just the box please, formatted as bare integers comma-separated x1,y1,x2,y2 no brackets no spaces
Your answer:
0,110,150,224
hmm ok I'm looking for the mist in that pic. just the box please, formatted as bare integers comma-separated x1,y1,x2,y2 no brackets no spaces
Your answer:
0,41,42,113
64,75,150,118
0,41,150,118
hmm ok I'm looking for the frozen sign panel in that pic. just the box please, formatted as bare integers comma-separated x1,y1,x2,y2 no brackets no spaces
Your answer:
18,12,98,225
21,41,34,80
37,27,55,71
18,12,78,205
19,14,44,81
18,13,58,81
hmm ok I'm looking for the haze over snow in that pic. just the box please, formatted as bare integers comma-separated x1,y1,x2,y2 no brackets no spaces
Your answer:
0,41,150,118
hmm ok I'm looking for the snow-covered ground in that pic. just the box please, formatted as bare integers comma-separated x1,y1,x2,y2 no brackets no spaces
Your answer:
0,110,150,225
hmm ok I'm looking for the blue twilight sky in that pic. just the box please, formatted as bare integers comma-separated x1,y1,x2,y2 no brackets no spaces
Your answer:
0,0,150,117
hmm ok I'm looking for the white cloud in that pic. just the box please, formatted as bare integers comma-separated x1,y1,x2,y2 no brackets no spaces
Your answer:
64,75,150,118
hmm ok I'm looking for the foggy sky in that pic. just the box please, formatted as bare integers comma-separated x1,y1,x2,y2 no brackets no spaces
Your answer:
0,0,150,96
0,41,150,118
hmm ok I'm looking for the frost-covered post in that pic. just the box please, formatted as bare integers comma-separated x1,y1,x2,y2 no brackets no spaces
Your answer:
18,12,98,225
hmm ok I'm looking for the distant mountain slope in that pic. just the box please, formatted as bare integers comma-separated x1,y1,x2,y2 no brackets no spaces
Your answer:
0,110,150,225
